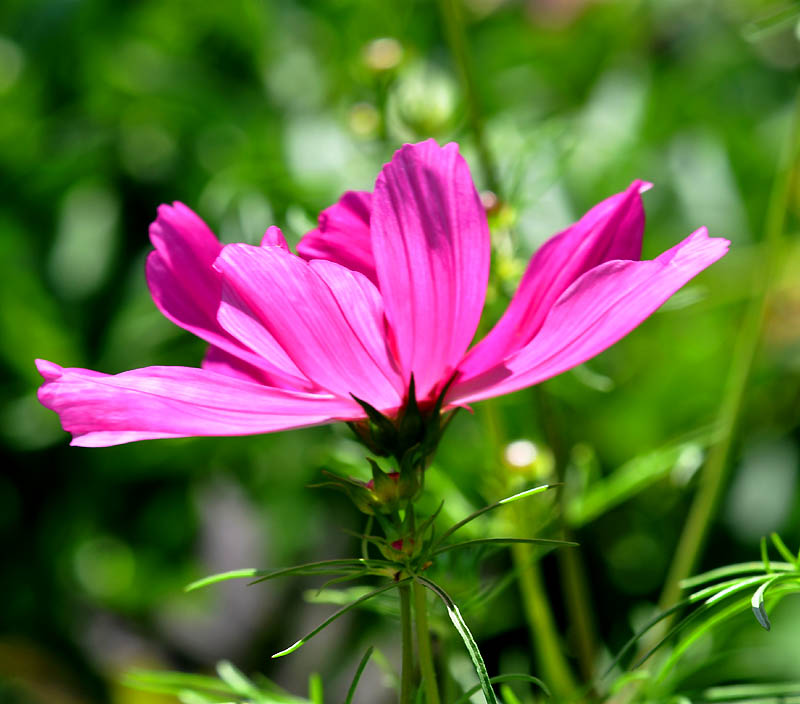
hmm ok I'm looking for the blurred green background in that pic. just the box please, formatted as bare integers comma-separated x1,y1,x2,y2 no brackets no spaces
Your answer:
2,0,799,702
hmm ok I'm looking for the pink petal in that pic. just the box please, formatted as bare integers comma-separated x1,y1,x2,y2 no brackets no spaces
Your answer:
296,191,376,283
201,345,273,384
147,203,312,388
36,359,363,448
371,140,490,400
147,202,223,337
460,181,650,378
261,225,289,250
215,244,404,409
449,228,729,405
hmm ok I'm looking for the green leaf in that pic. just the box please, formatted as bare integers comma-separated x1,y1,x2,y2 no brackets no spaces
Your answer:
565,431,713,528
124,669,236,697
657,581,800,680
216,661,260,699
432,537,578,557
452,674,550,704
344,647,374,704
770,532,798,567
308,673,323,704
416,577,498,704
680,561,795,589
695,682,800,701
433,484,555,550
760,535,771,573
185,559,395,592
751,578,774,630
273,579,409,658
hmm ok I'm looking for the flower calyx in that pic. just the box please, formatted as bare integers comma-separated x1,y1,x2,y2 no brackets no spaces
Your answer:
348,374,454,471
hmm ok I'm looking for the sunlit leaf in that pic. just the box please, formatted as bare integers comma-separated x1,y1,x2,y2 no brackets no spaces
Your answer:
417,577,497,704
273,579,409,658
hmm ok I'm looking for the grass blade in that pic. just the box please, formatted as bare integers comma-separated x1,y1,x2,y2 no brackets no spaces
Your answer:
273,579,409,658
185,558,395,592
433,484,555,550
433,537,577,556
680,561,795,589
417,577,497,704
452,674,550,704
344,646,375,704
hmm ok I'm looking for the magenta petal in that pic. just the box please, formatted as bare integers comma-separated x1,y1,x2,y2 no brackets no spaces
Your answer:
201,345,273,384
460,181,649,378
261,225,289,250
216,244,404,409
36,360,364,448
371,140,490,399
147,203,311,387
449,228,730,405
296,191,376,283
147,202,223,337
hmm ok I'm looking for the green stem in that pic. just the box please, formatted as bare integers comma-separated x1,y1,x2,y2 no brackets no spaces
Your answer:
535,387,598,685
437,0,499,193
657,89,800,616
414,579,441,704
399,584,414,704
485,400,579,700
513,542,579,701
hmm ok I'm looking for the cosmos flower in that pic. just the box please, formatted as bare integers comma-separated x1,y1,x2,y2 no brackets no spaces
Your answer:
37,140,728,448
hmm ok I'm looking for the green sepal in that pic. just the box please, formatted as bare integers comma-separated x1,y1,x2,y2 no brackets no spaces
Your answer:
310,471,377,516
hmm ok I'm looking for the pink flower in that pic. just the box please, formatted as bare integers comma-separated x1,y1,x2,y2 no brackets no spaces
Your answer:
37,140,729,448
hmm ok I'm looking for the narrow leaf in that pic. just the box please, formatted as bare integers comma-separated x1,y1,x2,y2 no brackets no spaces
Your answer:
433,484,555,550
273,579,409,658
216,661,260,699
308,673,323,704
452,674,550,704
760,535,771,573
185,569,260,592
751,576,779,630
433,537,578,557
344,647,375,704
417,577,498,704
680,561,795,589
770,532,798,567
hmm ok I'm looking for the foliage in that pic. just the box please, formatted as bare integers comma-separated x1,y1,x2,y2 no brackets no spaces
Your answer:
1,0,799,702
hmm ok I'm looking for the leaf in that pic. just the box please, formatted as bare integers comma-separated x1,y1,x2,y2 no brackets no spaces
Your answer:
185,559,395,592
273,579,409,658
751,578,774,630
452,674,550,704
604,574,776,676
344,647,375,704
216,661,261,699
680,561,795,589
432,537,578,557
416,577,498,704
631,575,777,670
565,432,713,528
657,581,800,680
185,568,261,592
308,673,323,704
760,536,771,573
693,681,800,701
770,533,798,567
433,484,555,550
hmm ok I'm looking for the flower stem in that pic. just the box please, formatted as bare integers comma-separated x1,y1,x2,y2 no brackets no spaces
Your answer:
436,0,499,193
399,583,414,704
535,387,598,685
657,89,800,616
413,579,441,704
485,399,579,699
513,542,579,701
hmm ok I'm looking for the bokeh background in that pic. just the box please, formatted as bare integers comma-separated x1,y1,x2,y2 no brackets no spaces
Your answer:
2,0,800,702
